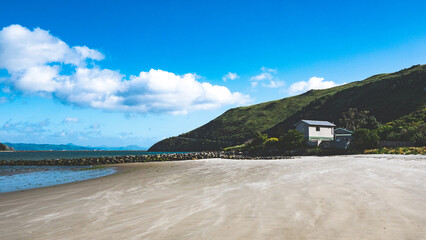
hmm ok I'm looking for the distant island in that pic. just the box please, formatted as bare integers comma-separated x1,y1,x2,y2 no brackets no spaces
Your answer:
2,143,146,151
0,143,14,151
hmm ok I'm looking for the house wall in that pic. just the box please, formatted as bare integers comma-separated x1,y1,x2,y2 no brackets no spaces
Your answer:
335,135,352,141
295,122,334,141
308,126,334,140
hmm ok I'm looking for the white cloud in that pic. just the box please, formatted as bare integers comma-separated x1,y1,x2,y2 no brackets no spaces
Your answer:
0,25,102,72
14,65,61,92
250,72,273,81
288,76,338,95
0,25,250,114
72,46,104,61
63,117,79,123
250,67,276,81
222,72,239,81
250,81,258,88
260,67,277,73
250,67,283,88
123,69,249,114
262,80,285,88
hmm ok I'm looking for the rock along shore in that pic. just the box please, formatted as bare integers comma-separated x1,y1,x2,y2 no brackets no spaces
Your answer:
0,152,292,166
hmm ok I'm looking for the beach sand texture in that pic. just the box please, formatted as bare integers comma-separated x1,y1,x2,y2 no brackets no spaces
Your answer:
1,155,425,239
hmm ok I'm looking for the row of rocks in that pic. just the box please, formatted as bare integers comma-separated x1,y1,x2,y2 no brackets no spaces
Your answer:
0,152,293,166
0,152,219,166
223,155,294,160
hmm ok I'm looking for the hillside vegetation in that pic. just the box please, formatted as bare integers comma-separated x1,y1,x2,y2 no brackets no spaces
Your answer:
266,65,426,137
149,65,426,152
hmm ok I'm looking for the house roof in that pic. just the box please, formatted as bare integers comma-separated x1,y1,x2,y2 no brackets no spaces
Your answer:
335,128,353,134
294,120,336,127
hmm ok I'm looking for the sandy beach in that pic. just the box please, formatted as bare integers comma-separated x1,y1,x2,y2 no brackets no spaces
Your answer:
1,155,425,239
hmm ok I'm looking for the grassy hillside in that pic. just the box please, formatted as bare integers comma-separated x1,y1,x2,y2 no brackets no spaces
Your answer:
149,65,426,152
266,65,426,137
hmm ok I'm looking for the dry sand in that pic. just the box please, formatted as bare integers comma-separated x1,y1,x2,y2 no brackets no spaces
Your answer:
1,155,425,239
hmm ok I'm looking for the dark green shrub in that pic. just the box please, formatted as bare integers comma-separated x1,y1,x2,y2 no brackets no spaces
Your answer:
280,129,305,151
305,147,322,155
246,131,268,152
351,128,379,150
410,125,426,147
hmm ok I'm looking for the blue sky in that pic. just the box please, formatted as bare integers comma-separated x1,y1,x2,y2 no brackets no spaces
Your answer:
0,0,425,148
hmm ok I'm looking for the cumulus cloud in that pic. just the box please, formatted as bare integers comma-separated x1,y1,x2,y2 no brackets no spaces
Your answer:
0,25,250,114
0,25,102,72
122,69,249,114
222,72,239,81
250,67,284,88
288,76,338,95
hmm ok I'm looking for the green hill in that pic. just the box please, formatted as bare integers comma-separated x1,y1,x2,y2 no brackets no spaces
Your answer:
266,65,426,137
148,65,426,152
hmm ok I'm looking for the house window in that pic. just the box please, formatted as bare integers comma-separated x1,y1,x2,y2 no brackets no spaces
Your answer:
316,126,320,131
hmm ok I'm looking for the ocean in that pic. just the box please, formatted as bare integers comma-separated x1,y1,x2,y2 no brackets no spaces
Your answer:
0,151,168,193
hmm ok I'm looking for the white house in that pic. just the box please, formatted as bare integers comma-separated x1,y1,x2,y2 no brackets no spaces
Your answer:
294,120,335,146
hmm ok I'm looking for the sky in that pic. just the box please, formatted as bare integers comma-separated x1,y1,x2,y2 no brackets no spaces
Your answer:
0,0,425,148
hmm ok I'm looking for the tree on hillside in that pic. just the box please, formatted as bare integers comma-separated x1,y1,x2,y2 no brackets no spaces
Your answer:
251,131,267,146
338,108,380,131
245,131,268,152
280,129,305,150
263,137,280,153
351,128,379,150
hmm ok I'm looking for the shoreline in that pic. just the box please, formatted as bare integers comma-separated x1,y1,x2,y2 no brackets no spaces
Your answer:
1,148,424,166
0,165,119,194
0,152,292,166
1,155,425,239
0,163,142,196
1,153,423,194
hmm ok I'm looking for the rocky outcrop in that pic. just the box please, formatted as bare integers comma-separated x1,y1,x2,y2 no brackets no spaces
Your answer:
0,143,14,151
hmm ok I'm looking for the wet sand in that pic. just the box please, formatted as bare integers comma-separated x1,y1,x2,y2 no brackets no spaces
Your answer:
1,155,425,239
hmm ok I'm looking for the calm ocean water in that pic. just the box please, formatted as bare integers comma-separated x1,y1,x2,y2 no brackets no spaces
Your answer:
0,151,171,193
0,150,168,161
